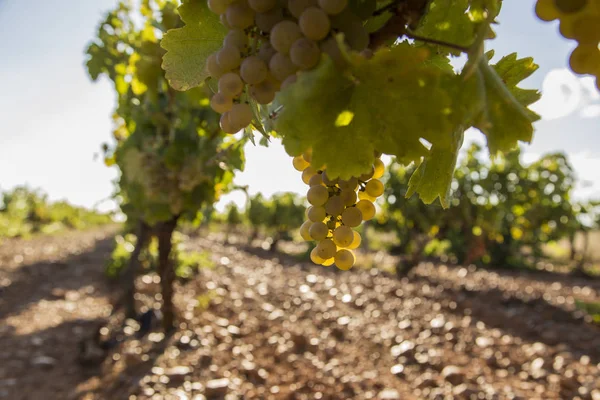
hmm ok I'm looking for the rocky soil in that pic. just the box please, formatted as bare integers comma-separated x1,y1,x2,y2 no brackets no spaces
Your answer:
1,228,599,400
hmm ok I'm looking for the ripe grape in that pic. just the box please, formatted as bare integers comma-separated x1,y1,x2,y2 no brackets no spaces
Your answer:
308,206,327,222
358,191,376,202
229,103,253,130
241,56,268,84
535,0,560,21
288,0,318,18
325,195,344,216
554,0,587,14
255,7,284,32
309,221,329,240
340,188,357,206
333,225,353,247
299,7,331,41
303,149,313,163
258,42,277,63
316,239,337,259
290,37,321,69
572,15,600,44
210,92,233,113
341,206,362,227
365,179,384,197
220,13,232,29
207,53,225,79
348,231,361,249
308,173,324,186
217,46,242,71
356,199,375,220
322,258,335,266
293,155,309,171
270,20,302,54
373,158,385,179
249,79,277,104
249,0,277,13
569,44,600,75
224,29,249,51
335,249,355,270
339,177,359,191
208,0,231,15
307,185,329,206
310,247,326,264
269,52,299,81
281,74,298,89
318,0,348,14
302,166,317,184
218,72,244,97
300,220,313,240
226,2,255,29
220,112,236,133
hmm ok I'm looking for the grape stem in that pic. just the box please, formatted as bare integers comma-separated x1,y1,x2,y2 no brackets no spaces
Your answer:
405,32,470,53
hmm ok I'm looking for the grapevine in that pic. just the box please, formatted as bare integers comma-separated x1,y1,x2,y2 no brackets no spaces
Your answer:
159,0,599,270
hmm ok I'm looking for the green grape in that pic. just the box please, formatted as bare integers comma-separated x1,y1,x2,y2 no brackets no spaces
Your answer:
220,112,236,133
572,15,600,43
224,29,249,51
308,173,324,186
316,238,337,259
339,177,359,191
226,2,255,29
359,166,374,181
373,158,385,179
302,166,317,184
208,0,231,14
535,0,560,21
339,188,357,206
220,14,232,29
229,103,254,130
303,149,313,163
210,92,233,113
249,0,277,13
269,52,299,81
341,207,362,227
358,190,376,202
290,38,321,69
308,205,327,222
270,20,302,54
241,56,268,84
288,0,318,18
318,0,348,15
554,0,587,14
321,171,338,186
307,185,329,206
325,195,344,216
309,221,329,240
249,80,276,104
293,155,309,171
348,231,361,249
217,46,242,71
258,42,277,63
569,44,600,74
333,225,354,247
281,74,298,89
310,247,326,264
218,72,244,97
255,7,285,32
299,7,331,41
356,199,375,221
365,179,384,197
335,249,355,270
207,53,226,79
331,9,368,50
300,220,313,240
322,257,335,266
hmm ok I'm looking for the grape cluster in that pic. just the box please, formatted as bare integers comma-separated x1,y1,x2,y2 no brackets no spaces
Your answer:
207,0,371,133
293,151,385,270
535,0,600,90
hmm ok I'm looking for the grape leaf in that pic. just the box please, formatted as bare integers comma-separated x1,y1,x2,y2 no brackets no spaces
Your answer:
161,0,226,91
406,128,464,207
275,44,453,180
469,53,541,154
415,0,474,54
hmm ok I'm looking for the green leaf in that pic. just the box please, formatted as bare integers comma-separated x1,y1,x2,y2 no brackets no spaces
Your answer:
415,0,474,54
406,129,464,208
275,44,452,180
161,0,226,91
469,54,541,154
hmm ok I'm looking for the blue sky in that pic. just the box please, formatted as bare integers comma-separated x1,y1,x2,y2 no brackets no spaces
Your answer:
0,1,598,213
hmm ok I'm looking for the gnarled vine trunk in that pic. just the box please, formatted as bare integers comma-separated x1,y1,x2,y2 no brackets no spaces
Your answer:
157,216,179,333
121,221,151,318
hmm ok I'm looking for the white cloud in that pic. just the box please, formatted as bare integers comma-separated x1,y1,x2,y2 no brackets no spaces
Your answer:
530,69,600,121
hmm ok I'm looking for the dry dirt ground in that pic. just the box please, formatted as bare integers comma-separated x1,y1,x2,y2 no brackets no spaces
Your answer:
1,228,599,400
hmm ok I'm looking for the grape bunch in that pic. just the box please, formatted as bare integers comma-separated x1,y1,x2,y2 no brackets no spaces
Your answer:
293,151,385,270
535,0,600,90
206,0,371,133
